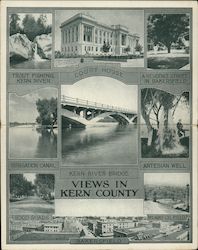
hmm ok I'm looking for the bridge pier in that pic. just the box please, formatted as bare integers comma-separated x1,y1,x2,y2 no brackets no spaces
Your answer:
91,110,95,119
83,109,87,119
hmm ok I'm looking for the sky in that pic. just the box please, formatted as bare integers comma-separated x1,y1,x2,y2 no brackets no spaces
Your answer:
55,9,144,51
61,76,137,112
9,87,57,123
11,13,52,28
23,173,36,184
144,173,190,187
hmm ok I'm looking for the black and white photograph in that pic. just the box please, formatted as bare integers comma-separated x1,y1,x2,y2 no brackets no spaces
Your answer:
147,13,190,70
84,215,190,241
55,10,144,68
9,173,55,241
1,2,196,248
9,13,52,69
10,215,190,242
61,77,138,165
141,88,189,158
144,173,190,214
9,87,57,158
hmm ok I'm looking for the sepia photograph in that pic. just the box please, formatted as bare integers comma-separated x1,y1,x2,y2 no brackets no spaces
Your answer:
1,2,196,248
84,215,190,241
9,87,57,158
144,173,190,214
10,215,190,242
9,173,55,241
9,13,52,69
147,14,190,70
55,9,144,68
141,88,189,158
61,77,138,165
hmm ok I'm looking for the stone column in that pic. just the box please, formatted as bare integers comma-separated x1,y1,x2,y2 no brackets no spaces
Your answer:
70,27,72,44
91,110,95,119
79,23,83,43
83,109,87,119
78,23,83,55
93,26,95,45
119,33,122,55
61,30,63,49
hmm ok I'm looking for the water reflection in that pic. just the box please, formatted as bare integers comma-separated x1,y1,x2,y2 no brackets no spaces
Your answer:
62,123,138,165
9,126,57,158
10,60,51,69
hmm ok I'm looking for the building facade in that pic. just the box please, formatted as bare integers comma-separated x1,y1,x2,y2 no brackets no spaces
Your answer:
60,13,140,56
95,219,137,237
44,223,63,232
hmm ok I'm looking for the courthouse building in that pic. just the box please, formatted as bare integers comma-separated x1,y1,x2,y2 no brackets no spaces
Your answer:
60,13,140,56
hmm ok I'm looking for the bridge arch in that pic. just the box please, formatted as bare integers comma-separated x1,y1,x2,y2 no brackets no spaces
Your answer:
90,112,137,125
72,74,128,85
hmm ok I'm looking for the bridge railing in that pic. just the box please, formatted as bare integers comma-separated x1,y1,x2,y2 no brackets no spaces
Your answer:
61,95,134,114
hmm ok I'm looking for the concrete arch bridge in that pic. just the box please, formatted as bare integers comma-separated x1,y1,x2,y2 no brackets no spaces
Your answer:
61,95,137,128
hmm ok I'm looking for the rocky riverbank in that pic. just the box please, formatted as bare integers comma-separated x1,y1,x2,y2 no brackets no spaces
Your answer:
9,33,52,63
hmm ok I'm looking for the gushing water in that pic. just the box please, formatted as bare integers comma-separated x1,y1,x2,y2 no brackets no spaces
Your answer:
33,43,45,61
159,108,186,155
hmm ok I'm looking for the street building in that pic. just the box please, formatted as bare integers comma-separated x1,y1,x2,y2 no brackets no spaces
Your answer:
44,222,63,232
60,13,140,56
95,219,138,237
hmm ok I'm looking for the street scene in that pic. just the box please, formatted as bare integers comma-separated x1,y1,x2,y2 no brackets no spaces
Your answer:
147,13,190,70
10,216,190,242
9,173,55,241
61,77,138,165
144,173,190,214
9,87,57,158
55,10,144,68
10,173,55,215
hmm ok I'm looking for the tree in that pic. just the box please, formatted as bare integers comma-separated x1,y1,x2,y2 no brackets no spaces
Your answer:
10,14,21,35
147,14,189,53
22,14,52,41
10,174,34,197
35,174,54,199
124,45,131,54
37,14,52,36
101,41,111,53
36,97,57,128
153,191,157,202
22,14,39,41
141,88,189,151
134,43,143,53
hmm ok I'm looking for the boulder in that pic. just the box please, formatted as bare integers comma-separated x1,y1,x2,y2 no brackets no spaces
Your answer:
9,33,33,60
34,33,52,59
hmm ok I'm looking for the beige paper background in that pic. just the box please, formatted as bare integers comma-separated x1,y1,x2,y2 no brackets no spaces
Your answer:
1,1,197,250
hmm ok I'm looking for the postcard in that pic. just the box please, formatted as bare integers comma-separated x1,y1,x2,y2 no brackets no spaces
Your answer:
1,1,197,250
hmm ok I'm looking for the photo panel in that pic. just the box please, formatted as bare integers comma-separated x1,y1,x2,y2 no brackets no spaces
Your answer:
2,3,196,248
147,12,190,70
144,172,190,215
9,12,52,69
55,9,144,68
9,87,58,158
9,173,55,242
140,88,190,158
61,77,138,165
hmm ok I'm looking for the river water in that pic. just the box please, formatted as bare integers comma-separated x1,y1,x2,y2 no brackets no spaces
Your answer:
9,126,57,158
10,60,51,69
62,123,138,165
